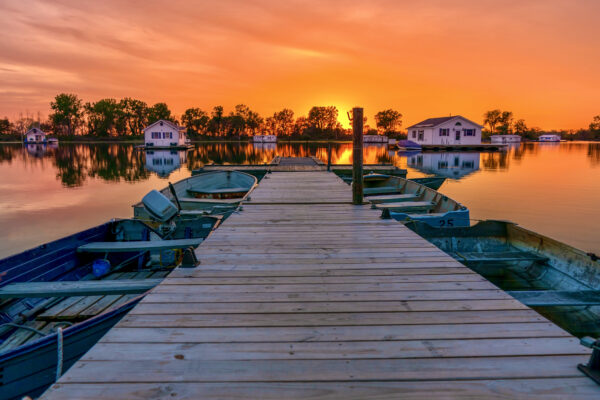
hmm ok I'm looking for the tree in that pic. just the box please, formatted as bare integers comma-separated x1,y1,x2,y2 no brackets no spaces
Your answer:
0,118,11,135
590,115,600,132
497,111,513,135
208,106,224,137
374,109,402,134
147,103,175,125
119,98,148,136
514,119,528,135
84,98,124,136
308,106,341,132
483,109,502,134
181,108,209,135
232,104,263,136
267,108,294,137
50,93,83,135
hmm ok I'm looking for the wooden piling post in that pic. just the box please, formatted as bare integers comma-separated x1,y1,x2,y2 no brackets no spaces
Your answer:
352,107,364,204
327,142,332,172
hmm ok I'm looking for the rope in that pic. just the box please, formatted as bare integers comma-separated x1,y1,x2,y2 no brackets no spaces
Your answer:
56,326,63,381
0,322,45,337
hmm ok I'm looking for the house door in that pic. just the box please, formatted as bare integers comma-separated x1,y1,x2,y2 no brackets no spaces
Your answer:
455,130,460,141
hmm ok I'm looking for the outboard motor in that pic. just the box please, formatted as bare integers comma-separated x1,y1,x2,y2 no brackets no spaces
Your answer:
141,190,179,237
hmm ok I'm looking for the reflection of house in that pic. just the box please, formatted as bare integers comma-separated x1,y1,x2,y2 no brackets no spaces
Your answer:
25,143,47,157
145,150,187,177
407,116,482,145
252,142,277,151
407,152,480,179
25,128,46,143
491,135,521,144
144,120,188,148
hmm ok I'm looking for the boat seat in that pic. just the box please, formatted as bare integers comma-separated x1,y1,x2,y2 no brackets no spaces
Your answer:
364,187,404,195
507,290,600,307
179,197,242,204
0,279,162,298
77,238,203,253
375,201,434,212
367,194,418,203
187,187,247,195
451,251,548,264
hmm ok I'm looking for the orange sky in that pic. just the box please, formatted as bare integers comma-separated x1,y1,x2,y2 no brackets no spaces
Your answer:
1,0,599,130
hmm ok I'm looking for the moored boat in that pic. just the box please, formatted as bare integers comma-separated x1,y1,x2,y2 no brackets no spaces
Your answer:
405,220,600,338
133,170,258,220
365,174,469,227
0,195,220,399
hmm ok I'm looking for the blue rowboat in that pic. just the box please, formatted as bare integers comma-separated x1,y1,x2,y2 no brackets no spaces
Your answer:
365,174,469,228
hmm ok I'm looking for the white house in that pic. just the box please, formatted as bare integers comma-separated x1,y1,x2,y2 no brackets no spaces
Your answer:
144,120,188,148
407,152,480,179
491,135,521,144
406,116,482,145
253,135,277,143
25,127,46,143
145,150,187,177
539,134,561,142
363,135,388,143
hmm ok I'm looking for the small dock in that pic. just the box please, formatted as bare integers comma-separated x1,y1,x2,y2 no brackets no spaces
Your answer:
420,143,507,151
197,156,408,176
43,168,599,398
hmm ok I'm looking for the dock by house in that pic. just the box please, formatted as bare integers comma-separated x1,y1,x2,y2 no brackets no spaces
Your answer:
42,166,599,399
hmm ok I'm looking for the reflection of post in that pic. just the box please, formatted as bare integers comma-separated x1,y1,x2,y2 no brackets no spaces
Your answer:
352,107,364,205
327,142,332,171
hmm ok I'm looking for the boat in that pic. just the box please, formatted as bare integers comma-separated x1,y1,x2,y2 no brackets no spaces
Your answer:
365,173,469,227
133,170,258,220
0,193,220,399
338,173,446,191
405,220,600,340
396,139,422,151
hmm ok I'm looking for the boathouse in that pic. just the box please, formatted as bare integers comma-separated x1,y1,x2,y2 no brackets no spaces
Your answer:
144,120,188,148
407,115,482,145
491,134,521,144
24,127,46,143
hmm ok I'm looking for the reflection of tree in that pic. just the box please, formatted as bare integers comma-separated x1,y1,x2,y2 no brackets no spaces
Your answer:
0,144,20,163
481,152,509,170
588,143,600,166
51,144,150,187
511,142,538,161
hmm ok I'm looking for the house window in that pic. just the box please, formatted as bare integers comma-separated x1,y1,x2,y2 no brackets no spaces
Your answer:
463,129,475,136
412,130,416,139
418,130,424,141
151,132,161,139
439,128,449,136
162,132,173,139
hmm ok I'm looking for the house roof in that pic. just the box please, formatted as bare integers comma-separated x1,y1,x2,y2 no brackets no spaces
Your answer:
406,115,483,129
144,119,185,132
25,127,45,135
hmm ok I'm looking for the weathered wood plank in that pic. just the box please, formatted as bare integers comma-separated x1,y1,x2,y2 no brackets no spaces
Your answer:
41,379,600,400
101,322,572,343
58,356,590,383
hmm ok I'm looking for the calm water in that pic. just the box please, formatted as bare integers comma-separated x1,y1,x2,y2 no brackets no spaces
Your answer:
0,141,599,258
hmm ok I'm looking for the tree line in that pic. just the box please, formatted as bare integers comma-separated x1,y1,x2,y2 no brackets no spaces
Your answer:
483,109,600,140
0,94,404,140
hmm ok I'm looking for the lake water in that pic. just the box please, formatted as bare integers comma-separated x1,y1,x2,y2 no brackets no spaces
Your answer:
0,141,599,258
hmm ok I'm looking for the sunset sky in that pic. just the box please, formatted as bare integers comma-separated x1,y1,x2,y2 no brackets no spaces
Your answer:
1,0,599,129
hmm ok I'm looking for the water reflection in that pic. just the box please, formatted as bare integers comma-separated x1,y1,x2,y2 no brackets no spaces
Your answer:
407,152,480,179
145,150,187,178
0,141,598,187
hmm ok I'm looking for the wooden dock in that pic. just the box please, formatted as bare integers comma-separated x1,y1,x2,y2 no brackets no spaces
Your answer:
43,170,600,399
